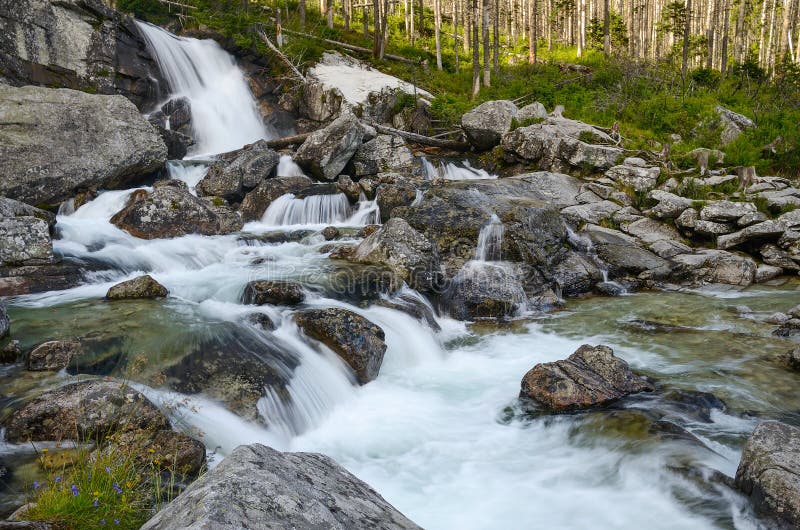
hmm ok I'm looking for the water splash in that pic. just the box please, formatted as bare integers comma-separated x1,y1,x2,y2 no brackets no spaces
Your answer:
475,214,504,262
261,192,379,227
276,155,307,177
135,21,272,155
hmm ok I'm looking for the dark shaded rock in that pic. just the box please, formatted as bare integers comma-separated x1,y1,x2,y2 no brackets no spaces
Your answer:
582,225,672,279
1,340,20,363
294,308,386,384
156,126,193,159
0,85,167,206
139,443,421,530
444,262,527,320
198,141,280,202
240,175,313,222
106,274,168,299
242,281,305,306
245,312,276,331
660,389,727,423
595,281,627,296
520,344,653,411
0,261,87,296
784,347,800,370
25,340,83,371
775,319,800,337
0,302,8,339
337,174,362,202
321,226,340,240
735,421,800,529
4,380,168,442
111,184,242,239
376,180,418,223
238,229,315,245
376,292,441,331
161,97,192,131
294,110,366,180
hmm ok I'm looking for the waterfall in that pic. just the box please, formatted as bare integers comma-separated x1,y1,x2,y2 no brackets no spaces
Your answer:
422,157,497,180
166,160,209,194
135,21,272,155
475,214,504,261
276,155,307,177
261,192,380,227
565,226,625,291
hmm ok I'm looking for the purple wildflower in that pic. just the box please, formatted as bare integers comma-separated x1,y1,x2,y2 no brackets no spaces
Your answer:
113,520,120,525
33,481,40,489
105,466,111,473
100,520,106,526
71,484,79,496
54,477,62,483
112,482,123,494
93,499,100,508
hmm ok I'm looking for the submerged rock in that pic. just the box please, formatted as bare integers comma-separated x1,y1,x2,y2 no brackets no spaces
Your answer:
139,443,421,530
111,184,242,239
735,421,800,529
294,308,386,384
106,275,168,300
241,280,305,306
0,85,167,206
4,380,168,442
520,344,653,411
295,110,366,180
25,340,83,371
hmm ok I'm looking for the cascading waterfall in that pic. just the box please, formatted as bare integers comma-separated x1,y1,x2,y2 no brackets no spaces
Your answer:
422,157,497,180
135,21,272,155
276,154,307,177
474,214,504,262
261,192,380,227
565,225,625,291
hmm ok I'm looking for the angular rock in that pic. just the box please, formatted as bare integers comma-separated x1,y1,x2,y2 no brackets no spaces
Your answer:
560,200,621,225
294,308,386,384
240,175,314,222
716,106,755,145
671,250,757,286
25,340,83,371
350,218,440,291
605,164,661,192
299,78,343,122
352,135,416,177
376,180,418,223
197,141,280,202
512,172,587,208
737,210,769,227
4,380,168,442
717,220,786,250
444,261,528,320
0,85,166,205
582,225,672,278
0,198,55,267
462,100,518,150
675,207,699,230
785,347,800,370
761,244,800,271
242,280,305,306
111,184,242,239
103,428,205,479
140,443,421,530
295,111,366,180
649,191,694,219
693,220,736,236
700,201,757,223
550,251,603,297
516,102,548,122
735,421,800,529
106,275,168,299
520,344,653,411
755,264,783,283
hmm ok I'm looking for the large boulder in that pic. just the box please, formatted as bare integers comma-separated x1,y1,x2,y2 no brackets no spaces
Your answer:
351,135,417,177
0,0,166,110
735,421,800,529
520,344,653,411
241,280,305,306
140,443,421,530
0,85,167,206
375,179,418,222
502,117,623,172
444,261,528,320
581,225,672,278
197,140,280,202
25,340,83,371
715,106,755,145
671,249,757,286
294,110,366,180
462,100,519,151
0,198,55,266
294,308,386,384
605,163,661,192
4,380,169,442
106,275,169,299
111,183,242,239
350,218,440,292
648,190,694,219
699,200,757,223
240,175,314,222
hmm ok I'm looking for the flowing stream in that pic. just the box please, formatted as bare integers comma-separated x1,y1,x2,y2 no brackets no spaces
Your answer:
2,22,799,530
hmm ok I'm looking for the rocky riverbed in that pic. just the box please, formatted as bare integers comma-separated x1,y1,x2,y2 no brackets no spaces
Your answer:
1,1,800,528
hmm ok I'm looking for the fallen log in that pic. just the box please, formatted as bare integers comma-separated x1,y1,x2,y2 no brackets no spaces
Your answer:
265,132,312,149
281,28,420,66
255,28,306,82
368,122,470,151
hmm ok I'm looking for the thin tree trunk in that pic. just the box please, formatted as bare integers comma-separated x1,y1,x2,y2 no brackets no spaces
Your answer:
483,0,491,86
373,0,381,57
435,0,444,68
603,0,611,53
682,0,693,79
299,0,306,30
454,0,461,69
493,0,500,73
472,0,481,97
721,0,730,71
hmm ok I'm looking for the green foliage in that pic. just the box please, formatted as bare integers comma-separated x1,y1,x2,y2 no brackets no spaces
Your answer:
117,0,172,24
510,116,545,130
679,178,713,200
690,67,722,89
587,11,629,52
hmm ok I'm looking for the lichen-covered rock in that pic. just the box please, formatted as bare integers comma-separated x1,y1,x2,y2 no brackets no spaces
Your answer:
111,183,242,239
0,85,167,206
102,429,206,479
581,225,672,278
699,200,757,223
352,134,416,177
0,198,55,266
25,340,83,371
715,106,755,145
444,261,528,320
197,140,280,202
350,218,440,292
605,163,661,192
648,190,694,219
375,179,418,222
520,344,653,411
106,275,168,299
517,102,548,121
140,443,421,530
4,380,169,442
240,175,313,222
735,421,800,529
294,308,386,384
241,280,305,306
671,249,757,286
295,110,366,180
462,100,519,150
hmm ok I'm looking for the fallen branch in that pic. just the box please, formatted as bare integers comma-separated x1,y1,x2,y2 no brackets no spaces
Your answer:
265,132,312,148
155,0,197,9
255,27,306,82
281,28,420,65
368,122,470,151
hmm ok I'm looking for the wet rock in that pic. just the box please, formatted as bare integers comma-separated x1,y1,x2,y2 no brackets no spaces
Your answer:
197,141,280,202
352,135,416,177
0,198,55,267
551,251,603,296
161,97,192,131
774,319,800,337
660,389,727,423
376,292,440,331
111,184,242,239
735,421,800,529
582,225,672,278
321,226,340,240
502,117,624,172
139,443,421,530
242,281,305,306
0,261,88,296
337,175,362,202
294,308,386,384
0,302,8,339
783,347,800,370
25,340,83,371
671,250,757,286
444,262,527,320
295,110,366,180
462,100,519,150
106,275,168,300
240,175,313,222
245,312,276,331
350,218,440,292
520,344,653,411
156,126,194,159
0,85,167,206
103,429,206,479
595,281,627,296
4,380,168,442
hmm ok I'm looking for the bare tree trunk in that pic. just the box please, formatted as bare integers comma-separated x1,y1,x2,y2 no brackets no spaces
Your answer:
435,0,444,68
472,0,481,97
344,0,351,31
380,0,389,58
483,0,491,85
455,0,461,69
299,0,306,30
577,0,585,57
493,0,500,73
603,0,611,53
682,0,693,79
373,0,381,57
721,0,730,71
528,0,535,62
363,4,370,36
327,0,334,27
410,0,416,45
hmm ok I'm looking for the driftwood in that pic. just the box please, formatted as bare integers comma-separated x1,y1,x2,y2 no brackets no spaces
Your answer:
280,28,420,65
255,28,306,82
265,132,312,149
369,122,470,151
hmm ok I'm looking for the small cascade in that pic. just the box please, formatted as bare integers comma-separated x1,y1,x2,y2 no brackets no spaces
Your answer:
262,193,352,226
349,192,381,225
276,154,306,177
135,21,272,155
411,189,424,206
422,157,497,180
565,226,626,293
166,160,209,193
474,214,504,262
